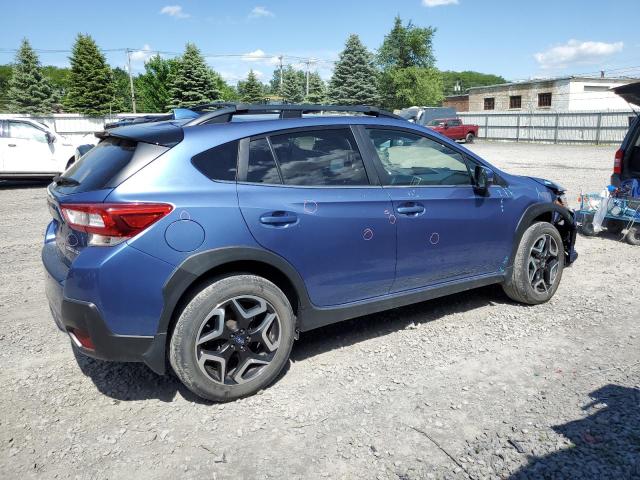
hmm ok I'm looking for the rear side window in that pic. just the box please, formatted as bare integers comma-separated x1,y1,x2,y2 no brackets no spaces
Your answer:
58,137,137,193
192,140,238,181
247,138,282,184
269,128,368,186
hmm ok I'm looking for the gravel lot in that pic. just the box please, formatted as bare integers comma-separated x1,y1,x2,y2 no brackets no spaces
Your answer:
1,141,639,480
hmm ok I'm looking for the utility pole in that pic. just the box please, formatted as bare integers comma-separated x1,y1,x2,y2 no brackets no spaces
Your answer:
278,55,284,93
305,58,310,97
126,49,137,114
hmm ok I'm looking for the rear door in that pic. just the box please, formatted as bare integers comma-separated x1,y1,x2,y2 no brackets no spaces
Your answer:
448,119,464,140
237,126,396,307
4,120,56,173
359,126,512,291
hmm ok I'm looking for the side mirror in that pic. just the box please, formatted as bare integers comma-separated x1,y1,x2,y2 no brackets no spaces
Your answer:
46,132,56,144
443,123,449,129
474,165,494,196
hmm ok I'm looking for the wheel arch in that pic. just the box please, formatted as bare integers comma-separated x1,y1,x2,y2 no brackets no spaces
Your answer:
509,203,577,270
145,247,312,374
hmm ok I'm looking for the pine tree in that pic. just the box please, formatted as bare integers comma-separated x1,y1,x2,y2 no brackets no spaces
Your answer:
280,66,304,103
65,34,116,115
239,70,264,103
169,43,221,108
6,39,54,114
111,67,132,112
328,35,379,106
305,72,326,104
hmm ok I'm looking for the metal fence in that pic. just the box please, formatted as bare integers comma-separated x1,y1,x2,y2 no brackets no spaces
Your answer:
457,110,636,144
2,110,637,145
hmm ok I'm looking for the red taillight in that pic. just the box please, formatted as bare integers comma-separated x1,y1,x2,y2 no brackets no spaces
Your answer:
613,148,624,174
61,203,173,240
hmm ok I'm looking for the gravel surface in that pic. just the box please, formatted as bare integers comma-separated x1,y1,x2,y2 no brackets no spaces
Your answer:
1,141,638,480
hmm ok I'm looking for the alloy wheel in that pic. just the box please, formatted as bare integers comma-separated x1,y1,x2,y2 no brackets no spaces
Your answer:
528,234,560,294
194,295,281,385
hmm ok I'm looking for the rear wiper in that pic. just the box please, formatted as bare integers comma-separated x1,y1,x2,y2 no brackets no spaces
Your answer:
53,175,80,186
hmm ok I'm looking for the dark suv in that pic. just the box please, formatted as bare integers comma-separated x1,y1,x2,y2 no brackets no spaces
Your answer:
42,104,577,401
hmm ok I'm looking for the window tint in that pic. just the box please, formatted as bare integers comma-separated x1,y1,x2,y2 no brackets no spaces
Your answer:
269,129,368,186
247,138,282,184
57,137,137,193
365,129,472,186
8,121,47,143
192,140,238,181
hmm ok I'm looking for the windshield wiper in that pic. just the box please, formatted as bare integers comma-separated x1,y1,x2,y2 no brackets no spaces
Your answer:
53,175,80,186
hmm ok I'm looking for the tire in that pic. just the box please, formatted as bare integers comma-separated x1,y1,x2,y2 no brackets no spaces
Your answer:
502,222,565,305
169,274,295,402
605,220,624,235
626,226,640,246
465,132,475,143
579,222,596,236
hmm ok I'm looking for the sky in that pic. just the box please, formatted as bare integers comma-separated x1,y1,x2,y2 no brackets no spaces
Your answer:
1,0,639,84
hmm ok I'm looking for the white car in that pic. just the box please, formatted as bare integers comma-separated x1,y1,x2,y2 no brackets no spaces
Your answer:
0,118,93,179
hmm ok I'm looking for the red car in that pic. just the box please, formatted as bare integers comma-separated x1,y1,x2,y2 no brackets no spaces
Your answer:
427,117,479,143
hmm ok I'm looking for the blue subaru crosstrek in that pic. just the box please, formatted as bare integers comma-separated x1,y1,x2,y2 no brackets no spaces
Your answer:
43,104,578,401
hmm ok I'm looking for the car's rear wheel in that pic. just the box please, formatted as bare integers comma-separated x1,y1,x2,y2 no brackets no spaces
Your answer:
579,221,596,236
606,220,624,236
502,222,565,305
169,275,295,402
465,132,475,143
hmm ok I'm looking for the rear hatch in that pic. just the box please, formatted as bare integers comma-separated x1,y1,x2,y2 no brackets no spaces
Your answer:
48,122,182,265
612,82,640,183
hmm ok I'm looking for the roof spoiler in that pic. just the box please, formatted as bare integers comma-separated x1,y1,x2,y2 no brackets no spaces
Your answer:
96,121,184,147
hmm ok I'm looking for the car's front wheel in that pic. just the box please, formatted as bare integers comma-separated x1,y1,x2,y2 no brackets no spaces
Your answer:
502,222,565,304
169,275,295,402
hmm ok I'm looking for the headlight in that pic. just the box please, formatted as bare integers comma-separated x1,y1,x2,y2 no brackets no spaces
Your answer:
555,193,568,208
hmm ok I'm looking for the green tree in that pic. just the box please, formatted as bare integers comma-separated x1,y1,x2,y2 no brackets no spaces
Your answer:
328,34,379,105
305,72,326,104
136,55,175,112
380,67,443,108
440,70,506,96
280,66,304,103
377,16,436,70
238,70,264,103
6,39,55,114
376,17,443,110
42,66,70,111
169,43,221,108
0,65,13,112
65,34,116,115
111,67,133,112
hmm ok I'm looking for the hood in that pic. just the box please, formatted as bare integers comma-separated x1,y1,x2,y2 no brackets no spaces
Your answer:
529,176,566,194
613,81,640,106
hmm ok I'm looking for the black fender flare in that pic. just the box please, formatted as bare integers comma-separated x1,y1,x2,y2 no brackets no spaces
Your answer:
157,246,312,335
508,202,577,270
143,246,313,374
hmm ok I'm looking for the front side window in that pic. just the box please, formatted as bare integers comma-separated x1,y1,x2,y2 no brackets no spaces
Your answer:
365,129,472,186
8,121,48,143
269,128,368,186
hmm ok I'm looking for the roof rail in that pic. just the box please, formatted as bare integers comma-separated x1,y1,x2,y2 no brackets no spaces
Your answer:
184,103,403,126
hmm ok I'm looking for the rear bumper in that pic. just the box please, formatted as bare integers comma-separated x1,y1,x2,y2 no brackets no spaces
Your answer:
43,244,167,374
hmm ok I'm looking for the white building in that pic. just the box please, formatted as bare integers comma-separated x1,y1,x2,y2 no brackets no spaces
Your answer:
468,76,637,112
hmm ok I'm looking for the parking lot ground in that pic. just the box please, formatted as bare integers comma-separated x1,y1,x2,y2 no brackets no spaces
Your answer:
0,141,638,479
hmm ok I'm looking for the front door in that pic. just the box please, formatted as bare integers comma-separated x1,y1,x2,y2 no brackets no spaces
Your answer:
237,127,396,307
360,127,512,292
4,120,55,173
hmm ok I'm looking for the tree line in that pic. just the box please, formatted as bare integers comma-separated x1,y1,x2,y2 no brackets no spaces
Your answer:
0,17,505,115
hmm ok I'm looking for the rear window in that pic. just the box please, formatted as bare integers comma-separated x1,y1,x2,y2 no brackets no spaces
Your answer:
56,137,137,193
191,140,238,181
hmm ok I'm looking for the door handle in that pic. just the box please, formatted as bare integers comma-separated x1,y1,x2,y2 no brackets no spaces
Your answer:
260,212,298,225
396,203,425,215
